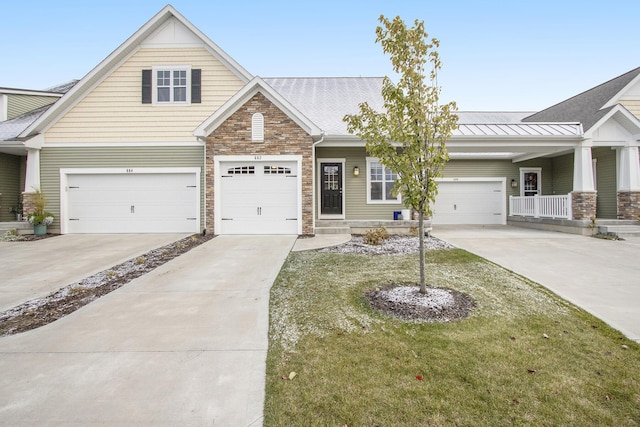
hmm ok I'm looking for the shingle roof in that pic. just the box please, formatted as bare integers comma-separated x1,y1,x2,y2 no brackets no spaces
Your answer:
0,104,51,141
522,66,640,131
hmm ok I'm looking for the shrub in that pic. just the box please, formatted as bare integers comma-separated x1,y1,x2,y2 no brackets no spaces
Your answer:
363,227,389,245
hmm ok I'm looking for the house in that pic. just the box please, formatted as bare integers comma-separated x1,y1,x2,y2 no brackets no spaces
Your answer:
0,83,74,222
2,5,639,236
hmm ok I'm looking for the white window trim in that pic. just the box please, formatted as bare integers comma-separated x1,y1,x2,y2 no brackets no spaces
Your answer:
152,65,191,105
366,157,402,204
519,167,542,197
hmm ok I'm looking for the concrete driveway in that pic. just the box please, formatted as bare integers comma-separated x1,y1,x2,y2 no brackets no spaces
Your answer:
0,234,189,312
0,235,296,426
433,226,640,342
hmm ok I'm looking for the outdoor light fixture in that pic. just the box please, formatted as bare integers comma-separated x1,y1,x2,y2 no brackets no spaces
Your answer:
353,166,360,176
511,179,518,188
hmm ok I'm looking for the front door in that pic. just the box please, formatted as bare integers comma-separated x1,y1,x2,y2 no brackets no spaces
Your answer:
521,168,541,197
320,162,343,215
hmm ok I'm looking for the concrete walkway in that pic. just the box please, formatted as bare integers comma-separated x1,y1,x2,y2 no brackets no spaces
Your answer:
433,226,640,342
0,235,296,426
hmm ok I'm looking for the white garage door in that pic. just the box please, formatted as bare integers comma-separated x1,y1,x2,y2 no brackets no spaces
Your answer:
219,161,298,234
432,180,505,225
66,173,199,233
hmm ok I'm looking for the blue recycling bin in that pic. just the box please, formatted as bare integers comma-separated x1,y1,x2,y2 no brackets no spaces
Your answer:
393,211,401,220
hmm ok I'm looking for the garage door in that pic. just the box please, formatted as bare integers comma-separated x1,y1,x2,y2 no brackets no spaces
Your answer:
432,180,505,225
219,161,298,234
66,173,199,233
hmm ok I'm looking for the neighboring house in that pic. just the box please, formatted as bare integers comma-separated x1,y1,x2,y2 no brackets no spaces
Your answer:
4,5,639,235
0,84,72,222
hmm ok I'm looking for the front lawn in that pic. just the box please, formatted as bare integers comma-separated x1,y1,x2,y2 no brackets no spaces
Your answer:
264,247,640,426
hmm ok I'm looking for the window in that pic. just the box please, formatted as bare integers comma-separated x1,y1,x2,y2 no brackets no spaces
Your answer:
227,166,255,175
264,166,291,175
366,158,400,203
141,67,201,105
156,68,187,103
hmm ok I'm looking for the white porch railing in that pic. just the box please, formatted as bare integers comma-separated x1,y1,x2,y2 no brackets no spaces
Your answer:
509,194,572,219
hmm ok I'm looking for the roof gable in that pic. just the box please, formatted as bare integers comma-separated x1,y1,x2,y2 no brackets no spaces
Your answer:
194,77,322,138
523,67,640,132
20,4,252,139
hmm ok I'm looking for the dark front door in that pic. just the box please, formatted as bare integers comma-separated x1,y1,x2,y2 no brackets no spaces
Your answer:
320,162,343,215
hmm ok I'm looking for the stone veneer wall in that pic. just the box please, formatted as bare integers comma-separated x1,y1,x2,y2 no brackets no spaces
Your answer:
571,191,597,220
205,92,314,234
21,192,36,218
617,192,640,220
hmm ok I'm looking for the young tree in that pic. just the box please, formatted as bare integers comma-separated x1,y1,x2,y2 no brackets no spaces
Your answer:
344,15,458,293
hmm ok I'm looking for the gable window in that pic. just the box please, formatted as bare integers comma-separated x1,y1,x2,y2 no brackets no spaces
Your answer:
141,67,201,105
366,157,400,203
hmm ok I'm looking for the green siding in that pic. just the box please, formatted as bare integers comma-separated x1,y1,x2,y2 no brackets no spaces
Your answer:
593,147,617,219
0,153,23,221
316,147,559,219
40,146,205,231
317,147,402,220
551,153,573,195
7,94,58,120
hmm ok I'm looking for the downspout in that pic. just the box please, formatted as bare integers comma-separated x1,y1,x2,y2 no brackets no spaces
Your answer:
196,135,207,234
311,132,326,235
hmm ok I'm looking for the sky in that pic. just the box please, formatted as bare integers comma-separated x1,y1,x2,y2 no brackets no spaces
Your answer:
2,0,639,111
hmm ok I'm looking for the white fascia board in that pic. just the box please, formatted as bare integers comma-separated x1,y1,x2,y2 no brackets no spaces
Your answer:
0,88,63,97
45,141,204,148
21,5,253,139
602,72,640,109
584,104,640,139
194,77,321,138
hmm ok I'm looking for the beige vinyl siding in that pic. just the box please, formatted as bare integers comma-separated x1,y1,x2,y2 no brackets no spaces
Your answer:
45,47,245,143
0,153,22,221
592,147,617,219
620,100,640,120
39,146,205,231
551,153,573,195
317,147,559,219
7,94,58,120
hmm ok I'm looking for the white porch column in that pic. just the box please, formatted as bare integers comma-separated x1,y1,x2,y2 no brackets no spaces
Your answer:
573,142,595,192
573,140,596,193
24,148,41,193
617,145,640,191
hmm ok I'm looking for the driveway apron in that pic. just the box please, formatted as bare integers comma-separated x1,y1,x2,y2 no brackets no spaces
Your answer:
0,235,296,426
434,226,640,342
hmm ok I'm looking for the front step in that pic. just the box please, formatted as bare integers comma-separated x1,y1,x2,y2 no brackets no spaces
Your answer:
597,220,640,238
315,226,352,235
0,221,33,235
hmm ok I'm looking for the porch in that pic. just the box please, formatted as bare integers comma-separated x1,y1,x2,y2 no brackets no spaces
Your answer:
508,194,640,237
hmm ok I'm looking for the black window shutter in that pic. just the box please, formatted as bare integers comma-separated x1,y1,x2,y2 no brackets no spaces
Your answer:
191,69,201,103
141,69,152,104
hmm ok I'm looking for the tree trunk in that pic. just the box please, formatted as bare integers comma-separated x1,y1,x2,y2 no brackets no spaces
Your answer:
418,209,426,293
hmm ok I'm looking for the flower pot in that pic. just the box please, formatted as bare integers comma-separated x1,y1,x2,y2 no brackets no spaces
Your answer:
34,224,47,236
